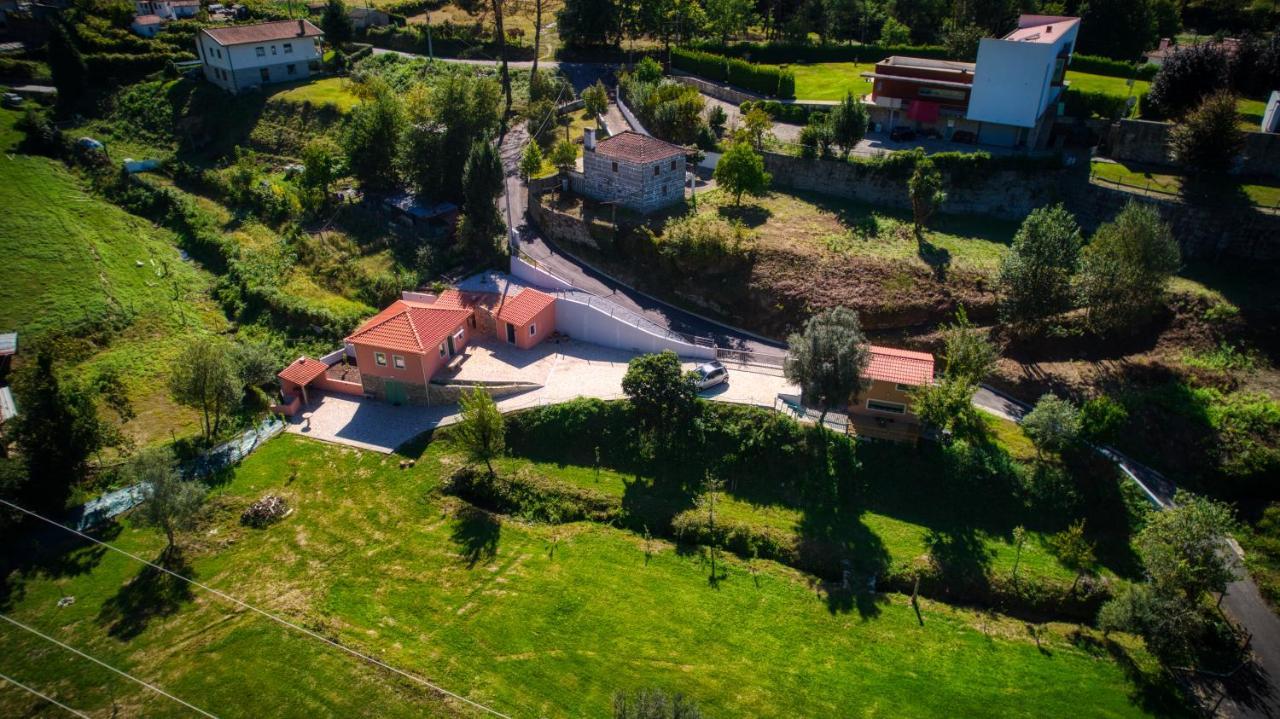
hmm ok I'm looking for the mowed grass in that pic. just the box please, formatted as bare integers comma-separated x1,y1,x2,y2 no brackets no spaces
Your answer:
1091,159,1280,208
0,109,224,444
790,61,876,102
270,78,363,113
0,434,1176,718
696,188,1017,273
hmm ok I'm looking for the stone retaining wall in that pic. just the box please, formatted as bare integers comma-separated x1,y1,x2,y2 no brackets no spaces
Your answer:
1107,119,1280,178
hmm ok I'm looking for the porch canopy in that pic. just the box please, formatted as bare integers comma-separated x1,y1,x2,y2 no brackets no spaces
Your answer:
278,356,329,404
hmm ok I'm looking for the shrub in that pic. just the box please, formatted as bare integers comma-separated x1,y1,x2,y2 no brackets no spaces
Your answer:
1062,88,1130,120
443,465,622,523
672,47,794,98
654,214,754,273
1070,53,1159,81
241,495,290,527
1146,43,1232,118
1080,396,1128,444
1168,91,1245,175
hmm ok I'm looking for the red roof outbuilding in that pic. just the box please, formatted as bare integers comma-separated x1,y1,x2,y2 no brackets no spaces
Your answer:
866,346,935,386
278,356,330,386
496,288,556,327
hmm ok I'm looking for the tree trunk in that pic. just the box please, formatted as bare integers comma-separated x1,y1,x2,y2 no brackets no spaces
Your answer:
493,0,512,117
164,523,175,553
484,456,495,478
531,0,542,78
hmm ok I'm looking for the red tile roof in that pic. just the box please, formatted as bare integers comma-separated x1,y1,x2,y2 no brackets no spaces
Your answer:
278,356,330,386
866,345,935,386
496,288,556,326
345,300,471,355
202,19,322,46
594,131,686,164
134,14,163,24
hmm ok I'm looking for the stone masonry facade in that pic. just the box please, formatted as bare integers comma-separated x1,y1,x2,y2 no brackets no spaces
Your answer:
581,132,686,214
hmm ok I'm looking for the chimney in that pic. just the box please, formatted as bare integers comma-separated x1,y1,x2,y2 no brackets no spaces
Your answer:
583,127,596,152
298,18,305,35
1046,25,1053,33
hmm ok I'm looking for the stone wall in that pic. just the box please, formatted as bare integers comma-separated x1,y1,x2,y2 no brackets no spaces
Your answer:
761,151,1069,221
670,71,834,110
1107,119,1280,178
581,147,684,214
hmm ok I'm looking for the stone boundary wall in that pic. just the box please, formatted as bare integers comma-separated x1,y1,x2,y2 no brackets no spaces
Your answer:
1107,119,1280,178
670,70,835,109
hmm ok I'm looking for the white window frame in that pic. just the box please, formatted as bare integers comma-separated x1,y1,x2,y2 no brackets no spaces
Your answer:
255,46,265,57
392,355,405,369
374,352,387,366
453,328,465,342
867,399,907,415
528,323,537,336
270,44,278,55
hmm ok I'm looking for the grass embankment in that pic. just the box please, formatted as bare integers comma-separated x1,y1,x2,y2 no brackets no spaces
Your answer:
270,77,363,113
0,109,225,445
1090,160,1280,209
0,433,1179,718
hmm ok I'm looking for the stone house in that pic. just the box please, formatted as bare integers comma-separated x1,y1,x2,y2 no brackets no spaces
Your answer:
581,130,686,214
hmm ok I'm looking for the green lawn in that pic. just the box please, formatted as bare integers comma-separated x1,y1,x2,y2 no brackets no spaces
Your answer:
270,78,363,113
1,433,1180,717
1091,159,1280,209
1064,71,1149,99
0,109,227,446
790,62,876,102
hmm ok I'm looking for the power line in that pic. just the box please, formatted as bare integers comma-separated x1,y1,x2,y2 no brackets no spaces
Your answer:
0,614,217,718
0,498,513,719
0,669,92,719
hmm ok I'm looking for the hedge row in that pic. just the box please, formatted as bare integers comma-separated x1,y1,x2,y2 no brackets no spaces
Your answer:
740,99,815,124
444,465,622,524
360,24,535,61
1062,88,1132,120
1069,53,1159,81
846,149,1065,183
0,58,50,82
672,47,796,98
687,41,950,65
84,52,192,84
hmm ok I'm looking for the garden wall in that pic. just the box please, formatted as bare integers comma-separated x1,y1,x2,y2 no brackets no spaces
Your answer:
670,72,834,110
1107,119,1280,178
760,151,1069,221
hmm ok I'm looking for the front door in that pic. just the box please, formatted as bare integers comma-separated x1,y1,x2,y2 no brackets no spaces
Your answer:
385,379,407,406
505,322,516,344
447,334,457,357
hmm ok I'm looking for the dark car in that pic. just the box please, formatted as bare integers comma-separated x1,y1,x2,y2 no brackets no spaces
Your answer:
951,130,977,144
889,126,917,142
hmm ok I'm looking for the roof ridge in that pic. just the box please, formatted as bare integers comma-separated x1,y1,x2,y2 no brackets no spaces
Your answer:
403,306,426,350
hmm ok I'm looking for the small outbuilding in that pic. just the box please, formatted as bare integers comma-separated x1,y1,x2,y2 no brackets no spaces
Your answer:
495,288,556,349
581,130,687,214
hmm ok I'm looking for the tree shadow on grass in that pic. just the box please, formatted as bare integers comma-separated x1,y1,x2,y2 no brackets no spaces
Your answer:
1069,632,1199,718
451,505,501,569
916,233,951,282
96,548,195,641
716,203,772,228
0,522,120,612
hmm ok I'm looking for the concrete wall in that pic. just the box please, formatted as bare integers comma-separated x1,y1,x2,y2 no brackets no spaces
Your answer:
968,25,1075,129
671,72,836,110
553,295,716,359
510,255,576,291
1107,119,1280,178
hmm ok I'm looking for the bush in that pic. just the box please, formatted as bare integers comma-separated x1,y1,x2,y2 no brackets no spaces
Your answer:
672,47,795,98
241,495,290,527
443,465,622,523
1146,43,1232,118
1070,54,1159,81
1062,88,1130,120
653,214,754,273
1168,91,1245,175
739,99,810,124
1080,396,1128,444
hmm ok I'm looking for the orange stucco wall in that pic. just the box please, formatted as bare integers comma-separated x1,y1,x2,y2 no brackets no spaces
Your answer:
351,316,472,386
850,379,921,421
503,302,556,349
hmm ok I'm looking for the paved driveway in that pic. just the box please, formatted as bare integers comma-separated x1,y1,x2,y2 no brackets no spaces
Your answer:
287,340,797,453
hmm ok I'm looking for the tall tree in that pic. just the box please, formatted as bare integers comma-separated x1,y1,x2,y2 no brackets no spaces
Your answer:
784,306,870,428
557,0,624,47
169,337,241,442
1075,0,1157,61
939,306,997,384
1078,201,1180,334
131,449,206,554
996,203,1083,333
9,349,113,511
1168,91,1245,175
460,139,507,256
455,387,505,477
531,0,544,77
343,85,405,192
704,0,756,43
907,155,945,237
1146,42,1232,118
621,351,699,446
1138,492,1238,603
713,142,771,205
519,141,544,180
46,19,87,116
829,91,868,158
322,0,354,46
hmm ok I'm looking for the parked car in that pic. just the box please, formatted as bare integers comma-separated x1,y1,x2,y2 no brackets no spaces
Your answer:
889,126,917,142
692,360,729,390
1,93,22,109
951,130,977,144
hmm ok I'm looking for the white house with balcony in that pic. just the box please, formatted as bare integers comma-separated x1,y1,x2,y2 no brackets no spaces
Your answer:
196,19,323,94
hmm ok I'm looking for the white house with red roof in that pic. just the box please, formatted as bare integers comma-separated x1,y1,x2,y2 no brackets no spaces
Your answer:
196,19,323,94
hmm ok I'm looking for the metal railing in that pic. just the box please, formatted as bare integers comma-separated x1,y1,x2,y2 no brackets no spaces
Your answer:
547,287,713,349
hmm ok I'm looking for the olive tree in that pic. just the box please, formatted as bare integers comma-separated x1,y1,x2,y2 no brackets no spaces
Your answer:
907,156,945,237
131,449,206,554
784,306,870,429
997,203,1083,334
1078,201,1180,335
455,387,505,477
1022,394,1081,458
169,337,241,442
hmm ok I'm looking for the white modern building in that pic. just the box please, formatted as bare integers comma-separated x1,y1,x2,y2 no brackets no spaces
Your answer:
196,19,323,94
136,0,199,19
862,14,1080,148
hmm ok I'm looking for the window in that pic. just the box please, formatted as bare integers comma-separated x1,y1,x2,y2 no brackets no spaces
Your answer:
438,343,447,357
896,383,913,392
287,64,296,76
255,46,265,57
611,161,618,172
216,48,222,58
670,160,676,170
393,355,405,369
468,315,476,329
283,42,293,53
867,399,906,415
270,45,278,55
374,352,387,366
454,328,465,341
528,323,537,336
653,166,660,176
259,67,270,82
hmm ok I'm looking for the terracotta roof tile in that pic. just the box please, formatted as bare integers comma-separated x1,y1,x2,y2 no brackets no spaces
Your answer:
345,300,471,354
278,356,329,385
866,345,935,386
202,19,322,46
134,14,163,24
496,288,556,327
594,131,686,164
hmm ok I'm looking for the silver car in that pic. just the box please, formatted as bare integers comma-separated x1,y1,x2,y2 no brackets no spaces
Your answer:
693,360,729,390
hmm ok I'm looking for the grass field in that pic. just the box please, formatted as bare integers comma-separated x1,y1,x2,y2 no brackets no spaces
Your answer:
270,78,363,113
790,62,876,102
0,109,227,445
1091,159,1280,208
696,188,1018,273
0,433,1181,718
